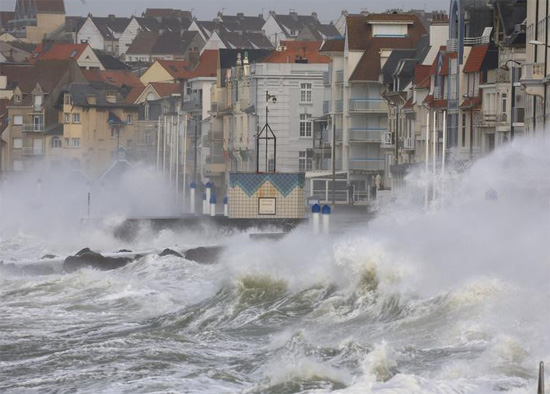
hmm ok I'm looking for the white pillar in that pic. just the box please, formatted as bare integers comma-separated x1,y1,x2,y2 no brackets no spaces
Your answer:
311,204,321,235
210,194,216,217
205,182,212,215
432,111,437,202
442,111,447,206
425,112,430,210
190,182,196,214
223,196,229,217
321,205,331,235
202,192,207,215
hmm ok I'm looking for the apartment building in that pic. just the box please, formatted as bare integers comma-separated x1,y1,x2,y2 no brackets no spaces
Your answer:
321,13,427,200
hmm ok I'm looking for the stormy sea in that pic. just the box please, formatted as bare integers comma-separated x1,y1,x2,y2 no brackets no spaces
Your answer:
0,135,549,394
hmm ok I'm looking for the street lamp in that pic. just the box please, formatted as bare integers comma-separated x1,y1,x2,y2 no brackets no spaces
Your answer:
500,59,522,71
500,60,523,140
256,91,277,172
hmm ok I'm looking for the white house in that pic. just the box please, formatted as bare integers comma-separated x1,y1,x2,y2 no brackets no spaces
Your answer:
77,15,130,55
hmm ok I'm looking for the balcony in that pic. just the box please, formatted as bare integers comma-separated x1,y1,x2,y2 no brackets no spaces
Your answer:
335,70,344,83
348,128,386,143
403,137,415,150
348,98,387,113
463,35,490,46
22,124,44,133
475,112,508,126
446,38,458,53
381,131,393,147
323,100,331,114
22,147,44,155
349,158,385,171
183,97,201,112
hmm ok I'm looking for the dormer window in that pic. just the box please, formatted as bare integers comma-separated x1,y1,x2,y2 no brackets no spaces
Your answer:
70,50,79,58
370,22,410,38
33,94,43,110
64,93,72,105
14,94,22,103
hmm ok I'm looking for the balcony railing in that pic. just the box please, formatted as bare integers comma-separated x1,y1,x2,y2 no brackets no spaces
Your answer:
348,98,387,112
335,70,344,83
349,158,385,171
522,63,545,81
464,35,490,46
22,124,44,133
446,38,458,53
348,128,385,142
22,147,44,155
475,112,508,126
403,137,415,150
183,98,201,112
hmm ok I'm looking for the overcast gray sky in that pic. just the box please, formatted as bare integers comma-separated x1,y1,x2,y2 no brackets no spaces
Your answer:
1,0,450,23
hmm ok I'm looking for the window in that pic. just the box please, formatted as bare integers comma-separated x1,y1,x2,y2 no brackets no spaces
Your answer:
13,138,22,149
502,93,507,115
14,94,21,103
71,138,80,147
51,137,62,148
300,83,312,103
64,93,72,105
299,113,312,137
290,29,297,36
13,115,23,125
298,151,312,172
462,113,466,147
64,138,69,146
126,114,132,124
64,113,70,123
72,113,81,123
33,94,43,109
144,103,150,120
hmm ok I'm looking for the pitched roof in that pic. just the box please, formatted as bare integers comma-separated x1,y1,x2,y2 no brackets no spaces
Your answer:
320,38,345,52
272,12,318,32
463,44,489,73
35,0,65,13
124,85,146,103
414,64,431,85
152,30,200,55
348,14,427,82
440,52,457,76
189,50,218,78
91,16,131,40
219,13,265,32
144,8,192,20
0,11,14,26
97,54,128,70
157,59,192,79
10,60,76,94
150,82,181,97
126,31,158,55
30,43,88,63
0,41,31,62
262,41,329,64
64,82,135,108
135,17,163,32
381,49,417,85
82,69,142,88
219,49,273,69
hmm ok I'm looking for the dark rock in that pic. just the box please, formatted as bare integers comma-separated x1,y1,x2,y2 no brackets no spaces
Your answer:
184,246,224,264
63,250,133,273
158,248,183,258
117,249,132,253
76,248,92,256
41,254,57,259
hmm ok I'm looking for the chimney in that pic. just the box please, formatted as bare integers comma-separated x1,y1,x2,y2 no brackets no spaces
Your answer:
290,12,298,21
237,12,244,20
108,14,116,21
311,12,318,22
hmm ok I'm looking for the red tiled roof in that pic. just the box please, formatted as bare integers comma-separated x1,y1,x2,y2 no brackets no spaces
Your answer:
320,38,345,52
459,96,481,108
30,43,88,63
463,45,489,73
414,65,431,85
157,59,192,80
189,50,217,78
0,11,14,25
403,97,413,109
262,41,329,64
82,69,143,88
439,52,457,76
125,85,146,103
418,75,431,89
151,82,182,97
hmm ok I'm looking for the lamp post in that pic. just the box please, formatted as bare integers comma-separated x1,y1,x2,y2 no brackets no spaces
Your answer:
256,91,277,172
500,59,522,140
529,40,548,130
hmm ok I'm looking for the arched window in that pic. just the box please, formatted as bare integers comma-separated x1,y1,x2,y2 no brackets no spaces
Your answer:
51,137,62,148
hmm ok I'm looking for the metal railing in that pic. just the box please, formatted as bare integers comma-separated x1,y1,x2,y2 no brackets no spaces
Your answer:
464,35,490,46
349,158,385,171
22,124,44,132
348,98,387,112
446,38,458,53
348,128,385,142
522,63,545,81
403,137,414,150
